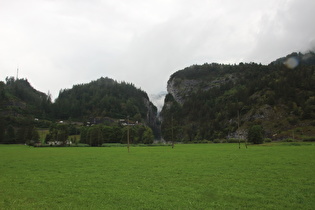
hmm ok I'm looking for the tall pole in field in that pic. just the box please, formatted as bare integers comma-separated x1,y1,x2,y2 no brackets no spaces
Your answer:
238,106,248,149
127,116,130,153
171,115,174,149
238,109,240,149
292,130,295,141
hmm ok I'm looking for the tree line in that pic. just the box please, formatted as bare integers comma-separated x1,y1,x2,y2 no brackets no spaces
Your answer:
44,122,154,146
80,124,154,146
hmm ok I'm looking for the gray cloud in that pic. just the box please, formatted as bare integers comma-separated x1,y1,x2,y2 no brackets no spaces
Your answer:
1,0,314,102
247,0,315,63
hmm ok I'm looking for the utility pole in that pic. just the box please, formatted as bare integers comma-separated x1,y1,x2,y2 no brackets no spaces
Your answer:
292,130,295,141
238,107,247,149
171,115,174,149
127,116,130,153
238,109,240,149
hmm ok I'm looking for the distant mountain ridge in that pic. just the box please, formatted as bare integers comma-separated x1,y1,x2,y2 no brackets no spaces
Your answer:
160,52,315,142
0,77,50,118
270,51,315,66
0,77,160,141
1,51,315,144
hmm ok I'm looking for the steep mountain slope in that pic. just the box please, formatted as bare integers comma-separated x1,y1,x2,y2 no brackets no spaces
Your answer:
0,77,51,119
0,77,160,143
53,77,159,135
161,52,315,142
0,77,52,143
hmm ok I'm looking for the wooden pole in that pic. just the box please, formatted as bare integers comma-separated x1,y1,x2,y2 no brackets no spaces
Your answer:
292,130,295,141
238,110,240,149
127,116,130,153
171,115,174,149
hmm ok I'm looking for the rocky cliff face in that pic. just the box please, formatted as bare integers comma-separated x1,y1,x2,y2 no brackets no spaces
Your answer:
167,72,235,105
167,78,198,105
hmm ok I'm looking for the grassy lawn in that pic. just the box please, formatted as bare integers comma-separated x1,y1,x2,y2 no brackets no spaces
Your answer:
0,143,314,209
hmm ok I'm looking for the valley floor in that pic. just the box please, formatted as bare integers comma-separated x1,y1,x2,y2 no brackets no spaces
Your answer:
0,143,314,209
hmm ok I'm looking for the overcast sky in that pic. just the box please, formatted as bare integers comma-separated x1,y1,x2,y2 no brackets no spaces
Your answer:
1,0,315,103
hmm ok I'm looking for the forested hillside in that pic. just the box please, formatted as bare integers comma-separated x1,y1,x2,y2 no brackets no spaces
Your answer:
53,77,160,139
0,77,51,144
53,77,156,121
0,77,51,118
0,77,159,144
161,52,315,142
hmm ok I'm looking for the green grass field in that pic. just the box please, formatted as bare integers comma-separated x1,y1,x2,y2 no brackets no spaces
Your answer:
0,143,314,209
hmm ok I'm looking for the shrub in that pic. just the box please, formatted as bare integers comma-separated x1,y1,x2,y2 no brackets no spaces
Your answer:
247,125,264,144
264,138,272,142
72,143,90,147
201,139,210,144
284,138,294,142
221,139,228,143
213,139,221,143
302,137,315,142
102,143,125,147
287,117,298,125
192,139,210,144
285,142,302,146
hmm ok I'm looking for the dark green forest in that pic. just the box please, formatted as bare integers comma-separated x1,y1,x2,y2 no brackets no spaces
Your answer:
161,52,315,142
0,77,158,145
53,77,154,120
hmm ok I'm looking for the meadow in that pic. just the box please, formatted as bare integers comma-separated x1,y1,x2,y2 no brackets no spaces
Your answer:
0,143,314,209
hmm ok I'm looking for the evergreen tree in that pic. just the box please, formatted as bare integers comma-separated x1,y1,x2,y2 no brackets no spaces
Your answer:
143,127,154,144
0,117,5,143
32,129,40,144
6,125,16,143
247,125,264,144
16,127,26,144
80,127,88,144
